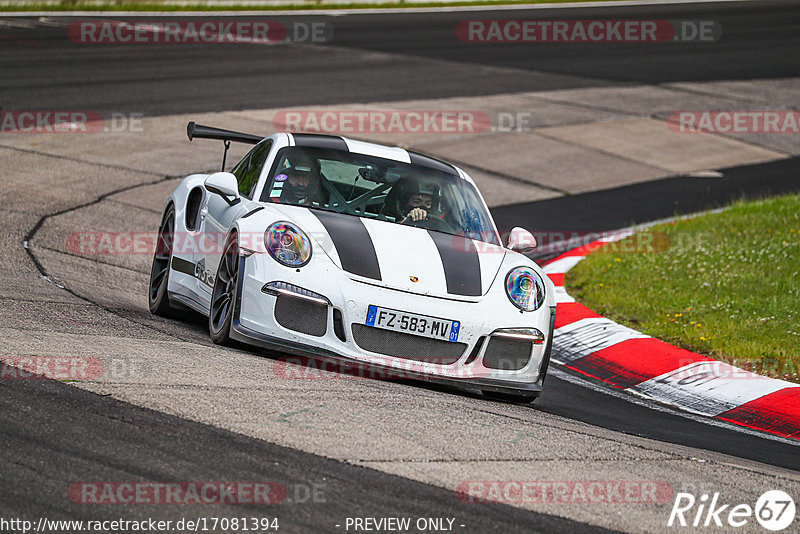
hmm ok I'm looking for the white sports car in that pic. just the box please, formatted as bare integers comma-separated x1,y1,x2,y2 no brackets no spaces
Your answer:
148,122,556,402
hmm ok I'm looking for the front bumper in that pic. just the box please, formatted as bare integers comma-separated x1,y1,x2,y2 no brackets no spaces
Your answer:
232,252,556,396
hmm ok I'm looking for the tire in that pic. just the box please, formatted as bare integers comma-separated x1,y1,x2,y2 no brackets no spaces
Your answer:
209,232,239,346
482,390,538,404
148,205,176,316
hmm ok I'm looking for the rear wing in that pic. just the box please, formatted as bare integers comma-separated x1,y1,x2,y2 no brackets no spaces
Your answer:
186,121,263,171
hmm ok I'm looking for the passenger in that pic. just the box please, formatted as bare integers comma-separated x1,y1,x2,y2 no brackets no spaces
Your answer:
276,152,326,206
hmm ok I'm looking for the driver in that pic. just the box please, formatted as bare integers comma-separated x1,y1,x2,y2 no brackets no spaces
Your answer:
275,151,326,206
394,179,441,224
403,191,434,222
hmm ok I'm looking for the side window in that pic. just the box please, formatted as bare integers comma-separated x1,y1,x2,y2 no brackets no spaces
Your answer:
232,141,272,199
230,150,251,183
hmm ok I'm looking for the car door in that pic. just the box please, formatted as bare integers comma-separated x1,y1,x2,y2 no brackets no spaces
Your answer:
200,140,273,298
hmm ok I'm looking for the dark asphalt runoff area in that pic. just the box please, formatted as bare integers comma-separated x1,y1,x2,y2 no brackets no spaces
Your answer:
496,156,800,258
1,0,799,530
0,374,611,533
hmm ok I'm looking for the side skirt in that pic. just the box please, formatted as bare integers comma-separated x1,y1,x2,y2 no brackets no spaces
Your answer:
168,290,209,317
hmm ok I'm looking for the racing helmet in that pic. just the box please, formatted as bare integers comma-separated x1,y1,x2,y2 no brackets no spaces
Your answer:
396,178,440,216
284,150,321,199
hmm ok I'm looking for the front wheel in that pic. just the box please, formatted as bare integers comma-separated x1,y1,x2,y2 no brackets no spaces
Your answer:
209,232,239,346
148,205,176,316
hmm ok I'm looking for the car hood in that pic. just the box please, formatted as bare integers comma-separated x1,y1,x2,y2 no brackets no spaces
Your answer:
272,206,507,300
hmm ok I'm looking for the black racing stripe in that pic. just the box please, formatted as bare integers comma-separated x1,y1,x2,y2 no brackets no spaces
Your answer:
171,256,195,275
292,133,348,151
408,151,457,175
427,231,481,296
241,206,264,219
311,211,381,280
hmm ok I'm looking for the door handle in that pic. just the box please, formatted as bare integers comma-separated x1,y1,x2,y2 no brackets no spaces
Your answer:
200,206,208,220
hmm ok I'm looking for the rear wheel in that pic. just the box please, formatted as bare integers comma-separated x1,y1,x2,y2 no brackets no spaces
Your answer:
148,205,176,316
209,232,239,346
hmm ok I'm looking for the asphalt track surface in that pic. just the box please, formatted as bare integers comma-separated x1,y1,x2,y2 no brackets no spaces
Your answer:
1,374,609,533
0,1,798,114
1,1,800,531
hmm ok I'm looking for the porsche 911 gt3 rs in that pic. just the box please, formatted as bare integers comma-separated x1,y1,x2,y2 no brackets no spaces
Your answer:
148,122,556,402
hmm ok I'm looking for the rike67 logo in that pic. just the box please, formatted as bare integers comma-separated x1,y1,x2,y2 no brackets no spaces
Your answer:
668,490,796,531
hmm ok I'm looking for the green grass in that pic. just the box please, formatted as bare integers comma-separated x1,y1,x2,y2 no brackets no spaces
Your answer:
565,193,800,383
0,0,623,12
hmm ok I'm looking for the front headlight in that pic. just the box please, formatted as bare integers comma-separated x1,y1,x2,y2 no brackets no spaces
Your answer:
505,266,546,311
265,222,312,268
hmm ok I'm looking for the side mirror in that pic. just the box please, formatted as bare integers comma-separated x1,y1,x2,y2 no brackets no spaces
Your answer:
205,172,240,203
506,227,537,254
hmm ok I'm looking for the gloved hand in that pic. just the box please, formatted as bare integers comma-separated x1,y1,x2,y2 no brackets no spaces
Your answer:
406,207,427,222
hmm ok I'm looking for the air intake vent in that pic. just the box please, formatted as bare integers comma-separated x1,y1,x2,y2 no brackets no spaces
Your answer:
351,324,466,365
482,337,532,371
274,294,327,337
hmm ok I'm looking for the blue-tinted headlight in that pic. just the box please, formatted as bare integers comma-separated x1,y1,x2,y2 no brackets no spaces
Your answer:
505,266,545,311
265,222,312,268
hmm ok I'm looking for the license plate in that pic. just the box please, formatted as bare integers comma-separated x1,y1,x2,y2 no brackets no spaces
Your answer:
365,305,460,342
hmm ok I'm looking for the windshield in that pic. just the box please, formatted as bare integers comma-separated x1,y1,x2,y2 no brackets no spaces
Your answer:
260,146,501,246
